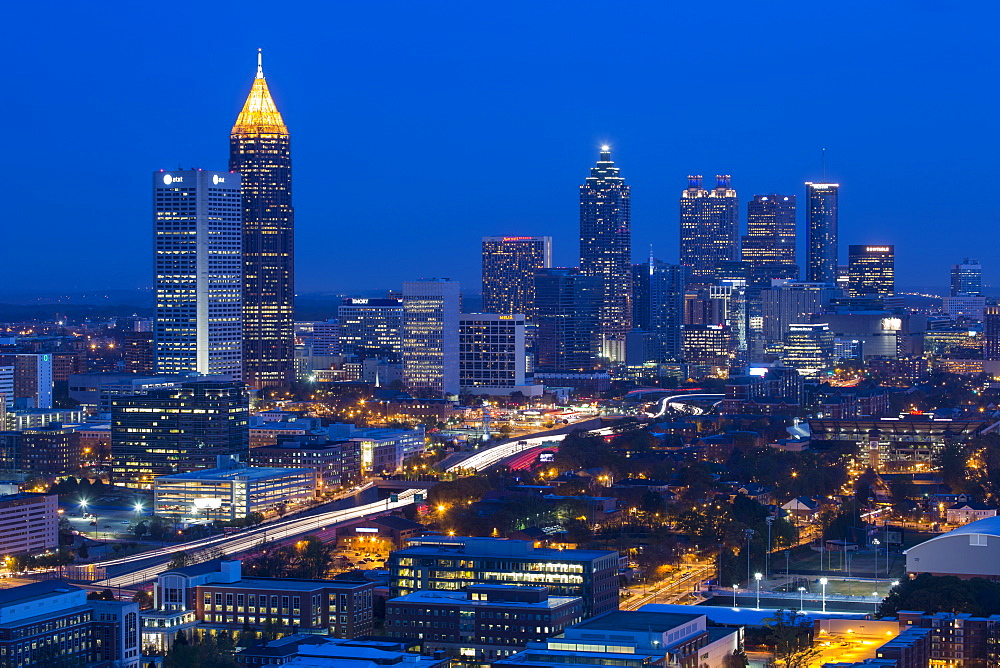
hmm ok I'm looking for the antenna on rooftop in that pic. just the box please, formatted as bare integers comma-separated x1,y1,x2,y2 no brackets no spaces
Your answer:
822,148,827,181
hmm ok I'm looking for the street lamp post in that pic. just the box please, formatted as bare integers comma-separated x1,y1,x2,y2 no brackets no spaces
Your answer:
744,529,754,587
820,577,829,613
872,538,881,591
754,572,762,610
733,584,738,608
765,516,774,579
798,586,806,612
872,591,879,616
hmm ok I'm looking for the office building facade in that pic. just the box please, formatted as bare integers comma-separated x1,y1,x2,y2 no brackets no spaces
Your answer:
742,194,796,268
482,236,552,319
230,51,295,389
386,536,619,618
110,381,250,488
951,258,982,297
760,281,840,346
386,585,583,664
0,581,140,668
0,493,58,556
848,244,895,297
680,175,739,283
579,147,631,360
985,306,1000,361
402,280,461,397
458,314,527,394
337,298,404,360
533,269,601,372
782,323,835,376
681,324,733,369
153,169,243,380
153,466,316,522
0,354,53,410
805,182,839,284
632,260,687,361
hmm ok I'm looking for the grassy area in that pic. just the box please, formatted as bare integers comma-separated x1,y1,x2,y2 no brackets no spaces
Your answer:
783,547,905,579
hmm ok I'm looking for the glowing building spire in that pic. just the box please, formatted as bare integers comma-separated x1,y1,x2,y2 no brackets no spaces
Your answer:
232,49,288,135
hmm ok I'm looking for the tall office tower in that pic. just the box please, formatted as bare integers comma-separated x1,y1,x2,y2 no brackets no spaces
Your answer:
0,354,53,409
458,314,527,394
985,306,1000,361
579,146,631,361
951,258,983,296
632,261,688,361
681,324,733,368
742,194,796,268
805,182,839,284
482,236,552,318
338,298,404,361
848,245,895,297
534,269,601,372
230,51,294,389
110,380,249,489
402,280,461,397
153,170,243,380
679,175,739,284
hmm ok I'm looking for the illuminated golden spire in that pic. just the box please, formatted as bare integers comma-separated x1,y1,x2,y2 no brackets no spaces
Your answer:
231,49,288,136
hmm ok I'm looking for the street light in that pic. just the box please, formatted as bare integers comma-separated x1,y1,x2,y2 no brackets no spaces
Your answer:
754,572,762,610
733,584,738,608
798,586,806,612
820,577,829,613
765,516,774,579
873,591,879,616
873,538,881,588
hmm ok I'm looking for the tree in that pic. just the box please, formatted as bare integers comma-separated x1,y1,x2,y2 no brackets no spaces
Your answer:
132,589,153,609
87,588,116,601
168,551,189,569
133,521,148,541
936,441,970,493
763,609,814,666
77,542,89,559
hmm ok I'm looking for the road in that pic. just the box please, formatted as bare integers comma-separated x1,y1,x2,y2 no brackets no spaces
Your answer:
92,489,418,588
621,562,716,611
645,394,724,419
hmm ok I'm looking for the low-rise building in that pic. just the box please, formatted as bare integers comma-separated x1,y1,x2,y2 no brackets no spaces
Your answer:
250,436,362,489
946,502,997,526
0,492,58,556
145,559,375,651
386,584,583,664
386,536,619,618
0,580,140,668
234,636,449,668
153,465,316,522
495,609,741,668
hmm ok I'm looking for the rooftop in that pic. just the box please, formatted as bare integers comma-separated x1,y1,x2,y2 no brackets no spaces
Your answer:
0,580,82,607
390,589,578,609
155,466,314,482
572,610,703,633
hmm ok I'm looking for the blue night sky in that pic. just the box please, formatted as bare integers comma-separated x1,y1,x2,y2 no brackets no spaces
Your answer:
6,1,999,298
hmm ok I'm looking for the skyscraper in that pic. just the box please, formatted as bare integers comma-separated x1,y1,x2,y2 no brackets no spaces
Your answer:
153,170,243,380
481,236,552,318
458,314,527,394
951,258,983,297
984,306,1000,361
742,194,796,268
805,182,839,284
402,280,461,397
579,146,631,361
230,51,294,389
680,175,739,284
534,269,601,372
848,245,895,297
632,260,688,361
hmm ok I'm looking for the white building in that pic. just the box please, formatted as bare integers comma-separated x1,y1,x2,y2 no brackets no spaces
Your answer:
906,516,1000,579
943,293,987,321
402,279,461,397
0,493,59,555
0,354,53,410
153,170,243,380
153,465,315,522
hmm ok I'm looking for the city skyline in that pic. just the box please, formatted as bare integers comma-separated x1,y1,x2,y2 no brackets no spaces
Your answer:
6,2,1000,297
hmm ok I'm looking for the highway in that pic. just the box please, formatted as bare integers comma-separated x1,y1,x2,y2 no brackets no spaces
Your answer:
646,394,724,418
92,489,419,588
621,562,716,610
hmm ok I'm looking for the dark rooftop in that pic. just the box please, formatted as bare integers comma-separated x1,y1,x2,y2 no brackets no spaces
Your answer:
573,610,703,632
